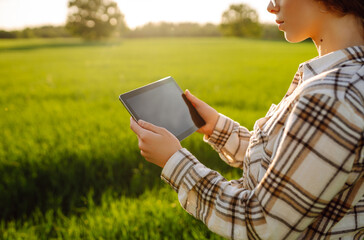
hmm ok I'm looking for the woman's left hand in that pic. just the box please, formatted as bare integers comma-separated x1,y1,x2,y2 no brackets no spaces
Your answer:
130,117,182,168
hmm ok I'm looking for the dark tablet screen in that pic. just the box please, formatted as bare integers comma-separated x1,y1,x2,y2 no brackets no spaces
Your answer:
119,77,205,141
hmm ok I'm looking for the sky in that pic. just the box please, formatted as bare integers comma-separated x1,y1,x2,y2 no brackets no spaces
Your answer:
0,0,275,30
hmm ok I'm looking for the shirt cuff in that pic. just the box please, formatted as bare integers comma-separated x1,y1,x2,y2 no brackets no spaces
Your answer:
203,114,235,150
161,148,199,192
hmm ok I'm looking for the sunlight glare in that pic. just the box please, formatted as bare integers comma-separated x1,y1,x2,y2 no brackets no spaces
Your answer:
115,0,274,29
0,0,274,30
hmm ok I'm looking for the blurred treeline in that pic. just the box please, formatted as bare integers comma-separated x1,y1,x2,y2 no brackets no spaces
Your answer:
0,26,72,39
1,2,285,41
0,22,284,40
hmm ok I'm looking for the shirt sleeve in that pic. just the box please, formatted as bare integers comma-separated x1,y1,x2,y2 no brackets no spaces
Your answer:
204,114,252,169
161,93,363,240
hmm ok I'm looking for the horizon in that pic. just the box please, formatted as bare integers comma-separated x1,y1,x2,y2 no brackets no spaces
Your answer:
0,0,275,31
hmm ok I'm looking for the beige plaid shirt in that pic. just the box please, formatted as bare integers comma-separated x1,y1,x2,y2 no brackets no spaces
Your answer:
161,46,364,240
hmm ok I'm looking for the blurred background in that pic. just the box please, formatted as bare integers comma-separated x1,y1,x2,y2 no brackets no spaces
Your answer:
0,0,284,40
0,0,316,239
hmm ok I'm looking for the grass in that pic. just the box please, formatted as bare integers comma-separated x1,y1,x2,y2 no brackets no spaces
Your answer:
2,189,227,240
0,37,316,238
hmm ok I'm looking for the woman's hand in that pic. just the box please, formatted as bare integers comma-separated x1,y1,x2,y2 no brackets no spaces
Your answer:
130,117,182,168
184,89,219,137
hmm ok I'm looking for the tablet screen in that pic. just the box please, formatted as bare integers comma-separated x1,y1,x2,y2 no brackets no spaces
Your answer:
119,77,205,141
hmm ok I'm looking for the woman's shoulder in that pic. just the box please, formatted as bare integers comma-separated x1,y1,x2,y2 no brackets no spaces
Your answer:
296,46,363,98
295,63,364,116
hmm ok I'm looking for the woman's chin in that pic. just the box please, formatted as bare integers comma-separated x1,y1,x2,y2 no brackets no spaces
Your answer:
284,32,310,43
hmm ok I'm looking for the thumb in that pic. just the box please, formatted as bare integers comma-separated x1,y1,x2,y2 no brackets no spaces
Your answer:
138,120,164,134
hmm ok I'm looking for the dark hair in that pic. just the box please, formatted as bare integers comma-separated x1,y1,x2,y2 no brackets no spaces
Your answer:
318,0,364,30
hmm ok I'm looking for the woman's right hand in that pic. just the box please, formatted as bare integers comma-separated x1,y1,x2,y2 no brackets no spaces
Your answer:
184,89,219,137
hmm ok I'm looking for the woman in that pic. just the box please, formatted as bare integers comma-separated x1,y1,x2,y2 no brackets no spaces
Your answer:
130,0,364,239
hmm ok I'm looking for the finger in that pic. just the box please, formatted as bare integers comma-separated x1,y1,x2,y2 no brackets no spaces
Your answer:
140,150,152,162
130,117,144,136
138,120,164,134
185,89,204,108
140,150,150,160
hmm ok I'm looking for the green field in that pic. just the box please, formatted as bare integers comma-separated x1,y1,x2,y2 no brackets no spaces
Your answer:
0,38,316,239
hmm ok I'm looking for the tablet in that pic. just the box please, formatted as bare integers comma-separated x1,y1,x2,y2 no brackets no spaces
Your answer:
119,76,205,141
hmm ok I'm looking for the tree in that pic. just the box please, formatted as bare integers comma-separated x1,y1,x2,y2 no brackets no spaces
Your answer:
220,4,262,38
0,30,17,39
66,0,127,40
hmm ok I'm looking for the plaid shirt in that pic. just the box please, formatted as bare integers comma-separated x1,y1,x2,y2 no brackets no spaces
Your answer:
161,46,364,240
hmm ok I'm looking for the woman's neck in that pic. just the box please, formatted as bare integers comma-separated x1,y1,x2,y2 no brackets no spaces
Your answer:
312,14,364,57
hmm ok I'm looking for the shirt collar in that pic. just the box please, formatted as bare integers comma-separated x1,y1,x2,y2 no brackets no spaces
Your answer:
299,45,364,82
